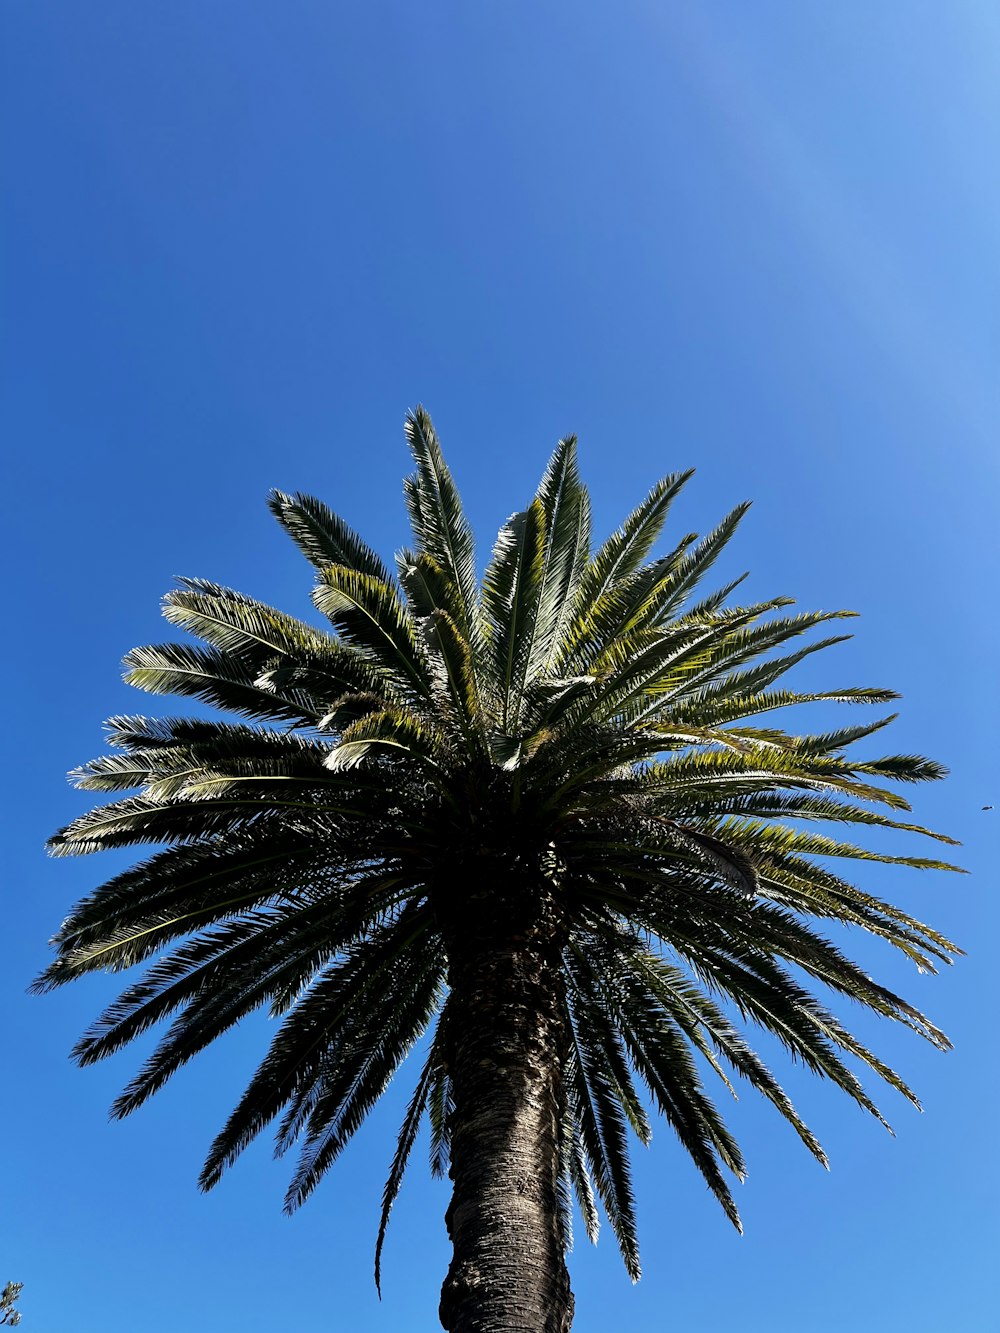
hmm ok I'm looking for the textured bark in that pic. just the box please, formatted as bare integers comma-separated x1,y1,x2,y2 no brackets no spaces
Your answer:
437,870,573,1333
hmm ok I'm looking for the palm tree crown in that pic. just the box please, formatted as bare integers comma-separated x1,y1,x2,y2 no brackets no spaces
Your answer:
39,410,959,1331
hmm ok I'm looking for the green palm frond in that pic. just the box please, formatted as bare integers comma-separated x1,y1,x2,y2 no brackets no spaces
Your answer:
427,1050,453,1180
123,642,319,723
397,549,471,639
635,747,917,812
481,498,548,732
198,905,437,1192
661,633,860,718
566,950,652,1147
162,578,330,659
644,502,751,625
71,729,334,800
325,706,446,772
268,489,392,583
557,469,693,669
685,790,959,844
566,1006,642,1280
622,944,828,1166
566,1115,600,1245
312,566,430,699
404,408,481,649
670,685,901,729
281,947,444,1213
533,436,592,668
374,1023,448,1295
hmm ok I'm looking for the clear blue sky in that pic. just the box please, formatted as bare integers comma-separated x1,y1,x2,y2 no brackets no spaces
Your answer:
3,4,998,1330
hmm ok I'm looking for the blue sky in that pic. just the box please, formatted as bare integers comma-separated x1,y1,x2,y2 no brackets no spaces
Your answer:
3,3,998,1330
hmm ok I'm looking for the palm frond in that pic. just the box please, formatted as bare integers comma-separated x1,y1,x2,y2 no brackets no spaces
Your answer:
163,579,330,659
565,1011,642,1281
123,642,319,724
325,707,446,773
533,436,592,669
312,566,430,700
281,948,444,1212
404,408,480,648
575,939,745,1230
374,1023,447,1295
556,470,693,667
481,499,547,731
199,905,436,1192
646,502,751,625
268,490,392,583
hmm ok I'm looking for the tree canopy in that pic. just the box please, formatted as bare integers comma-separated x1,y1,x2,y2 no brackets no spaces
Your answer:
39,410,959,1331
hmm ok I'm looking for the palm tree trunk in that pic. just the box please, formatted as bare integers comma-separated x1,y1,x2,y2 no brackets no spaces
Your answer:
438,919,573,1333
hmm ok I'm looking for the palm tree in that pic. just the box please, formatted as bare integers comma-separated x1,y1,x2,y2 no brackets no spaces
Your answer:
38,409,959,1333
